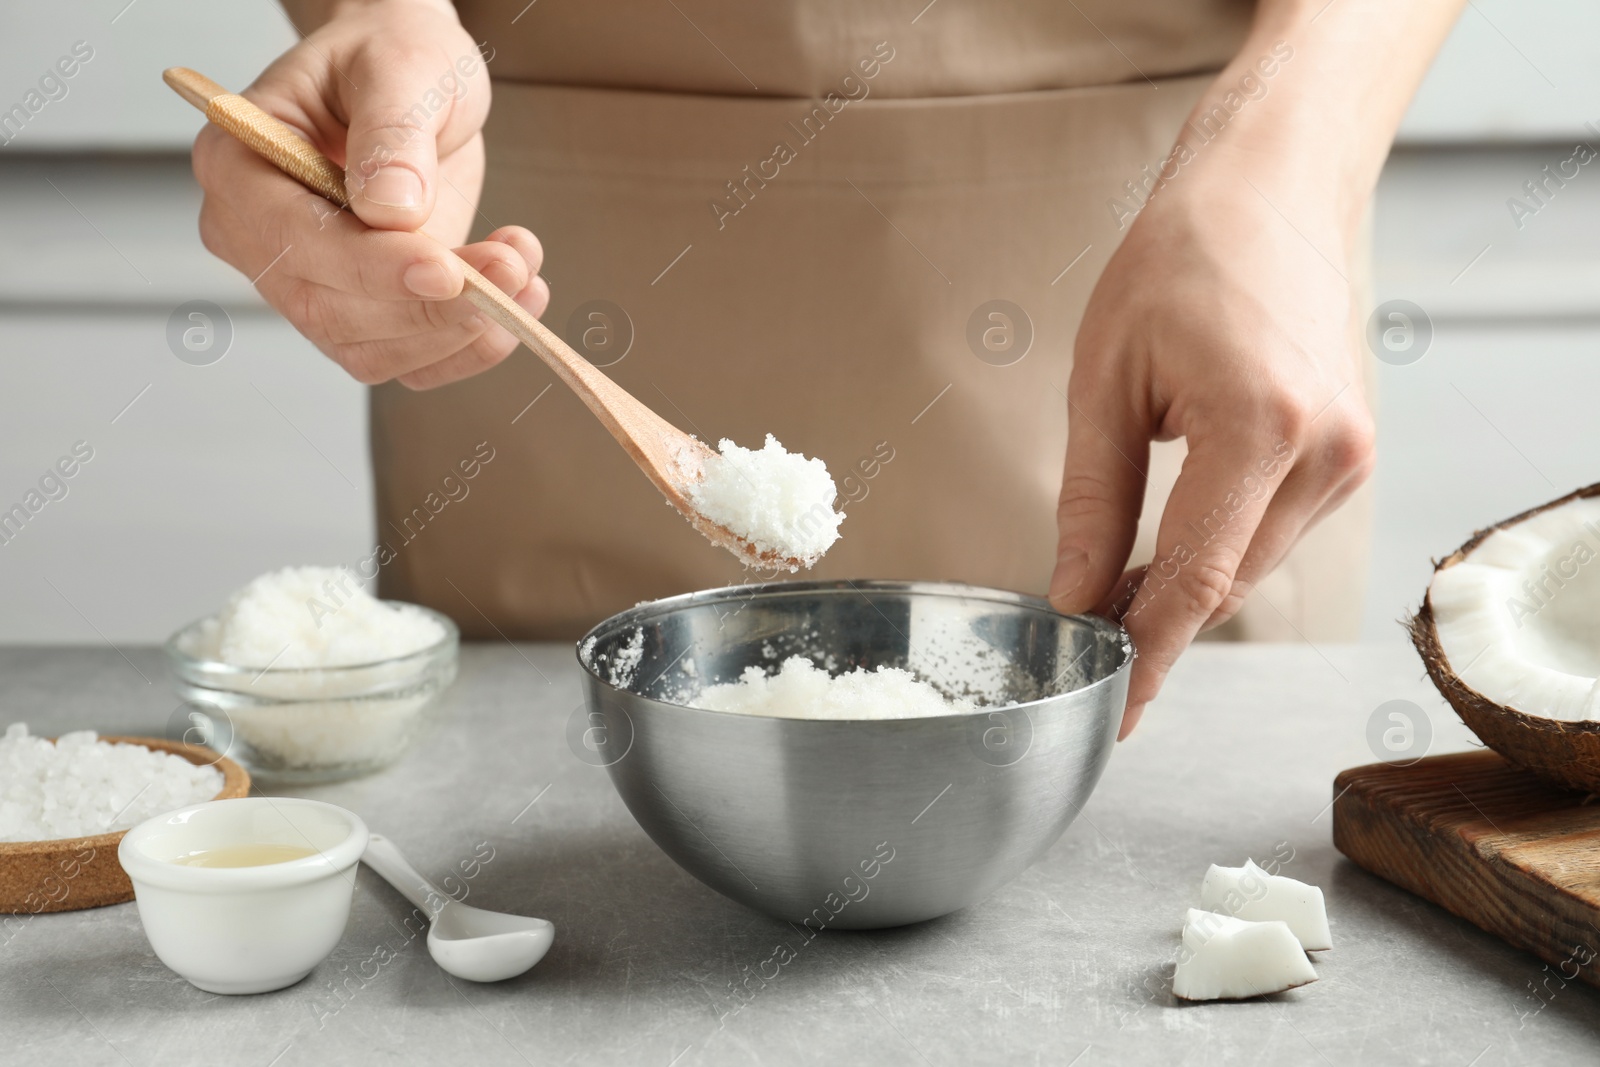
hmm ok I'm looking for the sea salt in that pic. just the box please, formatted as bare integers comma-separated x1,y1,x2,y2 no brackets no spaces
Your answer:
693,656,975,720
0,723,222,842
215,566,444,668
684,435,844,568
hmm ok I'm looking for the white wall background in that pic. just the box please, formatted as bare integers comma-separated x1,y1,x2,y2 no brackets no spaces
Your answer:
5,0,1598,149
1,0,1598,647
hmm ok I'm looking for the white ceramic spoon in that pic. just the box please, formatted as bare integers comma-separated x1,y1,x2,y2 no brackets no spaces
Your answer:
362,833,554,982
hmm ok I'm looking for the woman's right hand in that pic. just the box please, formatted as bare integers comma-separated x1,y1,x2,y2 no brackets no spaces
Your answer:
192,0,549,389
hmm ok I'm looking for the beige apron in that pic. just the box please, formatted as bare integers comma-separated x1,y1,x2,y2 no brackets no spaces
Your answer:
371,1,1371,643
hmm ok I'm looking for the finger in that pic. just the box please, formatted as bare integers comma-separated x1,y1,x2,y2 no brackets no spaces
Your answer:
258,237,541,383
1305,453,1373,527
1199,414,1375,632
268,231,540,347
1193,470,1325,634
482,225,543,279
1118,434,1289,737
454,233,534,299
1049,382,1150,616
339,47,479,230
256,278,481,347
525,273,552,318
313,238,537,382
397,274,550,390
393,326,519,391
1094,565,1147,621
194,127,464,302
1090,563,1149,740
1192,441,1323,632
326,312,494,384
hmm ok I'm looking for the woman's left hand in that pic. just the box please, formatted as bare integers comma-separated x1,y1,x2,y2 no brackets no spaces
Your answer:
1047,145,1375,739
1045,0,1469,737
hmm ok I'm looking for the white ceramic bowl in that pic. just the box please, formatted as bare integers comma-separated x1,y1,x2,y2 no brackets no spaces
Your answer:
118,797,368,994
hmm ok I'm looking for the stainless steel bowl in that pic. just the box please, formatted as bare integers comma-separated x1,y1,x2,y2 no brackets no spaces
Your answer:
576,579,1132,929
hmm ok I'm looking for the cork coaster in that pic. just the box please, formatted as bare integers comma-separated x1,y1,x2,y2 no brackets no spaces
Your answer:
0,735,250,914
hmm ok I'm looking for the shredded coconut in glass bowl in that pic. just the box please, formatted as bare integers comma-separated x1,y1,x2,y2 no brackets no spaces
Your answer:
214,566,445,668
169,566,457,782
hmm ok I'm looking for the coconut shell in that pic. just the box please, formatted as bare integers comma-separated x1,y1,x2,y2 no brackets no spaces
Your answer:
1410,480,1600,794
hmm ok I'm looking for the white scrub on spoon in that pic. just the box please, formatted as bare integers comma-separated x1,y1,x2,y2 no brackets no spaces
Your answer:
1199,859,1332,951
682,434,843,569
1172,908,1318,1002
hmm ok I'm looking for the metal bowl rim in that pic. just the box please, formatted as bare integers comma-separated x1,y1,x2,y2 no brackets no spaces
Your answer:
574,578,1133,723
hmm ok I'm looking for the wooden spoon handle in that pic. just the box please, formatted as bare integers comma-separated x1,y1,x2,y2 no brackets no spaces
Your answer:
160,67,677,461
165,68,348,205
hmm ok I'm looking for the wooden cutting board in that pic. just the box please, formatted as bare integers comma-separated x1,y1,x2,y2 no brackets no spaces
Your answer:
1333,750,1600,988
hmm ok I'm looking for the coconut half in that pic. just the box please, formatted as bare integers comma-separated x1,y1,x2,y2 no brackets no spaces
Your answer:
1411,482,1600,792
1199,860,1332,951
1172,909,1318,1002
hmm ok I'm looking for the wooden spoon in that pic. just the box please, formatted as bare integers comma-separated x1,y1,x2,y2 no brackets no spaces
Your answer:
162,67,795,570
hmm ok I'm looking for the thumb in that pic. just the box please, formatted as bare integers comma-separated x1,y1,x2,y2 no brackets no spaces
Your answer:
1049,393,1148,616
341,59,448,230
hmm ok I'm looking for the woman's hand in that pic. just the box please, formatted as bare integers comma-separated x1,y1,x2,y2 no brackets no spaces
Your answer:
1048,0,1466,737
1049,158,1374,738
192,0,549,389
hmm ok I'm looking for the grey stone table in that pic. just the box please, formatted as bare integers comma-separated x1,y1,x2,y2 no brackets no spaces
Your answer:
6,642,1598,1066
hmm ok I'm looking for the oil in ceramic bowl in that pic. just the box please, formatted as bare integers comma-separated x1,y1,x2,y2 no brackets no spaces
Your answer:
171,843,319,868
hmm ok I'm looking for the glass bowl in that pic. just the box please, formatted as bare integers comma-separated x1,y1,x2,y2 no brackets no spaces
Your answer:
165,605,459,784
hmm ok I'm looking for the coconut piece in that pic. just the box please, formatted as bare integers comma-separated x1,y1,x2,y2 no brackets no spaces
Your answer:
1199,860,1331,951
1411,482,1600,793
1172,909,1318,1002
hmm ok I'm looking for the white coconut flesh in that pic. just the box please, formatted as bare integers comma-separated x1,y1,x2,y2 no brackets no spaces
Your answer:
1172,909,1318,1002
1429,497,1600,722
1199,860,1332,952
